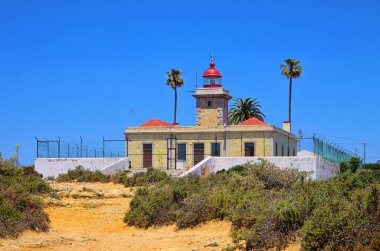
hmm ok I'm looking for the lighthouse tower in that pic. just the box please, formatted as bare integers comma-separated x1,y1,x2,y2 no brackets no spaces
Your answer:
193,59,232,127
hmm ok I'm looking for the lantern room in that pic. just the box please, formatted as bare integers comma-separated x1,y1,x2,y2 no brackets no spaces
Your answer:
203,61,222,88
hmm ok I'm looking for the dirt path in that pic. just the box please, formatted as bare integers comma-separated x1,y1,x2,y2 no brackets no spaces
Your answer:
0,182,300,251
0,182,234,251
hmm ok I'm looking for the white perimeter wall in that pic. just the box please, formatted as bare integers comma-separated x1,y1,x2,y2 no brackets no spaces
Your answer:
180,156,338,180
35,158,129,178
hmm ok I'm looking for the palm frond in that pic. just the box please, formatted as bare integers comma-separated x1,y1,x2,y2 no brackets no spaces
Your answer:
228,97,266,124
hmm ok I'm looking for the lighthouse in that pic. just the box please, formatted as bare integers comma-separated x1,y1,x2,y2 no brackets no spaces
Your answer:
193,59,232,127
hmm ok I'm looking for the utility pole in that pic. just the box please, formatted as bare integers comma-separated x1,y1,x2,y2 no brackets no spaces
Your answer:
15,144,20,166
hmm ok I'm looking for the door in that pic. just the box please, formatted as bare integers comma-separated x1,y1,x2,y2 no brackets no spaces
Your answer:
143,144,152,168
193,143,204,165
245,143,255,156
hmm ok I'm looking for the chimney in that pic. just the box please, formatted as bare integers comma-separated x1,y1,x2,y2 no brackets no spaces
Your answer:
283,121,291,132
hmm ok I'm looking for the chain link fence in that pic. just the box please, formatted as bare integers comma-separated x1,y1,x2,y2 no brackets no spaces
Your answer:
298,135,355,165
35,137,126,158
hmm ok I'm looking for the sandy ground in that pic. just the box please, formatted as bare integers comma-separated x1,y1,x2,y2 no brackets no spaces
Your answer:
0,182,300,251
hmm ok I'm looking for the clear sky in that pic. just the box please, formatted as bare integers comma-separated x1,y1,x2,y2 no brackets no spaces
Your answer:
0,0,379,165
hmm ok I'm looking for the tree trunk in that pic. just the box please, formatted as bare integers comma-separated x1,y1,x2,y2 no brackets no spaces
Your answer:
288,77,292,132
174,87,177,124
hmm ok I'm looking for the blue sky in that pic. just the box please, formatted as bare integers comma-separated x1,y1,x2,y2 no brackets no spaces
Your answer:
0,0,379,164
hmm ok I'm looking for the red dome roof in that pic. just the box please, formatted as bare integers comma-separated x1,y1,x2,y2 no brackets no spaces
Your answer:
203,62,222,77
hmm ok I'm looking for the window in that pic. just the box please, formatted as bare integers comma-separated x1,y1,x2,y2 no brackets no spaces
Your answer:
211,143,220,156
177,143,186,161
207,100,212,107
210,79,215,84
275,142,278,156
293,149,295,156
245,143,255,156
281,145,284,156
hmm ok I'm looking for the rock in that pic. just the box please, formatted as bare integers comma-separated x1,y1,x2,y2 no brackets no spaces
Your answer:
204,240,220,247
26,241,43,248
224,243,238,251
5,245,20,250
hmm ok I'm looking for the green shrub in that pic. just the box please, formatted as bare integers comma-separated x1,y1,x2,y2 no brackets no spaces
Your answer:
339,161,350,173
0,158,50,238
56,166,110,183
364,163,380,170
223,164,247,174
244,160,304,189
274,200,301,231
124,168,169,187
339,157,363,173
124,184,177,228
110,170,130,185
123,160,380,251
176,193,213,229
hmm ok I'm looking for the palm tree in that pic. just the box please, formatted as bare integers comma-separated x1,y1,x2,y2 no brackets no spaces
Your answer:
280,59,303,132
228,98,266,125
166,69,184,124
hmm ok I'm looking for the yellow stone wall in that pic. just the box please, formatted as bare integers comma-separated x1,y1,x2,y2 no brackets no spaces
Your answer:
126,128,296,169
199,109,218,127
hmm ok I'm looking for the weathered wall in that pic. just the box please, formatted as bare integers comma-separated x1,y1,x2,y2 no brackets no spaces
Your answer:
126,124,297,169
272,131,297,157
180,156,338,180
35,158,129,178
315,158,339,180
127,130,294,169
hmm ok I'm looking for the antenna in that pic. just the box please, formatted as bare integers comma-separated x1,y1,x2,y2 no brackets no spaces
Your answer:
210,52,215,62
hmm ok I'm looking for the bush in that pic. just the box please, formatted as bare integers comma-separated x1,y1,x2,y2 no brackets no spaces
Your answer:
274,200,301,232
124,168,169,187
124,184,177,228
0,158,50,238
364,163,380,170
176,193,213,229
110,170,130,185
340,157,362,173
124,160,380,250
56,166,110,183
244,160,304,189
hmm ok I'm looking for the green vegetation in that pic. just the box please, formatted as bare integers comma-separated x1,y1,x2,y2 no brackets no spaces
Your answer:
339,156,362,173
117,168,169,187
55,167,168,187
55,166,112,183
364,163,380,170
0,155,50,238
124,159,380,251
228,97,266,124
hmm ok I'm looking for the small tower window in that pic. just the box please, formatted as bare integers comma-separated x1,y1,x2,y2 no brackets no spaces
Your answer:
207,100,212,107
210,79,215,84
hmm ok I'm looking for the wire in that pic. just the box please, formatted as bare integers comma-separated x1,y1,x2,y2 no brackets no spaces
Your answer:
301,130,380,143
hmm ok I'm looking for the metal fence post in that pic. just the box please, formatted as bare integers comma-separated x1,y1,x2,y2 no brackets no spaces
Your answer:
102,136,105,158
58,136,61,158
35,137,39,158
80,136,83,158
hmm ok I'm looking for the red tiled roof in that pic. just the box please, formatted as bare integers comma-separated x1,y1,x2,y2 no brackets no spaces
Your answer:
140,118,174,127
238,117,268,126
